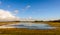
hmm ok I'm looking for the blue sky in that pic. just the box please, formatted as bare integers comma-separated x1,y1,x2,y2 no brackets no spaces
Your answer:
0,0,60,20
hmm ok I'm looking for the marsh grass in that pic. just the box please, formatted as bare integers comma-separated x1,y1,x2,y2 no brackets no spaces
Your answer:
0,22,60,35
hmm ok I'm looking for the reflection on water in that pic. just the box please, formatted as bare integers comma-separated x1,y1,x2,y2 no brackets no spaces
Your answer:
0,22,56,30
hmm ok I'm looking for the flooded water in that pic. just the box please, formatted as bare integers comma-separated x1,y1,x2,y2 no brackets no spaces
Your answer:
0,22,56,30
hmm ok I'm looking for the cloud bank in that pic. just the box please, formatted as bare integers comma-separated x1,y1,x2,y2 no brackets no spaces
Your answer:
0,9,19,21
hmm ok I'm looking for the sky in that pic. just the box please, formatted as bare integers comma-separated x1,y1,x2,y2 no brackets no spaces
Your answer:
0,0,60,20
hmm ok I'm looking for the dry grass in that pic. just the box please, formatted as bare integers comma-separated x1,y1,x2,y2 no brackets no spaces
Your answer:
0,22,20,26
0,28,60,35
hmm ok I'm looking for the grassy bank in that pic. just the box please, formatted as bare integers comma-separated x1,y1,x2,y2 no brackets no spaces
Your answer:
0,21,20,26
33,22,60,27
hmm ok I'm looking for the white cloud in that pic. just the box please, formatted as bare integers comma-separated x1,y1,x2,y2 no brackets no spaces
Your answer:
26,5,31,9
22,5,31,12
13,9,19,15
28,16,32,19
7,5,11,8
0,9,19,21
14,9,19,14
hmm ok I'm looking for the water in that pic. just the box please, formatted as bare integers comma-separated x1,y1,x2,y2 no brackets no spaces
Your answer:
0,22,56,30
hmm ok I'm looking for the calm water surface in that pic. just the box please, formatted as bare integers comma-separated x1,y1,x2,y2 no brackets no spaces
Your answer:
0,22,56,30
